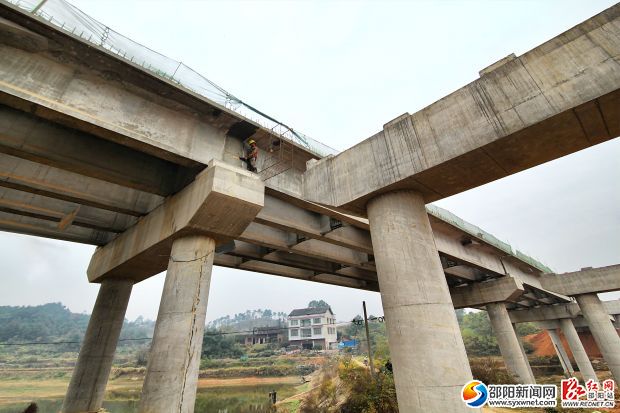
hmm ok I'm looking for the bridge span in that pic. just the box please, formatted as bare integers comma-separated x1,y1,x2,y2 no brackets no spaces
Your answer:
0,1,619,412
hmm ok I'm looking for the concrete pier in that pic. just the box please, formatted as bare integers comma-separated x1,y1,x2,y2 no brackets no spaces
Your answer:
575,294,620,380
62,279,133,413
367,190,474,412
486,302,536,384
546,329,574,376
139,235,216,413
559,318,598,382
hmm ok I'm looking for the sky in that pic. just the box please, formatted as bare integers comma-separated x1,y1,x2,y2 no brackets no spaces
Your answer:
0,0,619,323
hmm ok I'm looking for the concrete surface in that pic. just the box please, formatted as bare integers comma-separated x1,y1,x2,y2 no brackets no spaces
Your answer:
62,279,133,413
139,235,215,413
546,329,575,376
303,5,620,214
451,276,524,309
541,265,620,295
575,294,620,380
486,302,536,384
559,318,598,382
87,160,264,282
367,190,474,412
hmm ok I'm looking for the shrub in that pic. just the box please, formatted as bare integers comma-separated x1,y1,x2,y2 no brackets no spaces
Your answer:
469,357,516,384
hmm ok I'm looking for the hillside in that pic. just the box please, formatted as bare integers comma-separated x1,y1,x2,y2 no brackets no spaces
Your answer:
0,303,154,350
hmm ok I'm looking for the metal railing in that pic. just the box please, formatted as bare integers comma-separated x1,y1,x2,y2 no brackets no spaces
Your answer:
5,0,338,158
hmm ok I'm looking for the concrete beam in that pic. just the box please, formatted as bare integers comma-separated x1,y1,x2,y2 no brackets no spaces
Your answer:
87,161,264,282
540,265,620,295
451,276,525,309
510,299,620,323
0,153,161,217
213,255,370,290
259,193,543,286
302,5,620,214
0,186,135,233
0,209,113,245
510,304,580,324
0,104,195,196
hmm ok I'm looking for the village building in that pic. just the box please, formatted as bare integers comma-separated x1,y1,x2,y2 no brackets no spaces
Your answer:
243,326,285,346
288,307,338,349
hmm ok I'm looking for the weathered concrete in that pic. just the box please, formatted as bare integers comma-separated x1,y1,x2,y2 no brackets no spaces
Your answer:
451,276,524,309
575,294,620,380
303,5,620,214
514,322,536,381
559,318,598,382
139,235,215,413
87,160,264,282
367,190,474,412
62,279,133,413
486,302,536,384
510,299,620,324
541,265,620,295
546,329,575,376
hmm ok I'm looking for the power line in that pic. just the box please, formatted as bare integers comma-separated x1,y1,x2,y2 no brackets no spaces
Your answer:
0,316,385,347
0,337,153,346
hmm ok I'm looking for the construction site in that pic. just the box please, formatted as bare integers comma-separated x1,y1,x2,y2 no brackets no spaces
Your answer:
0,0,618,412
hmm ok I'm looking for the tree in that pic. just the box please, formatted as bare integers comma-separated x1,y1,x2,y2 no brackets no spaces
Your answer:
308,299,330,308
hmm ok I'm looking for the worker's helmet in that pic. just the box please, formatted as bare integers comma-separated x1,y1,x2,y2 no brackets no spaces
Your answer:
247,139,256,145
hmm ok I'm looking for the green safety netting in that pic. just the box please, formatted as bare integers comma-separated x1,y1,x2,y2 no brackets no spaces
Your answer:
4,0,338,158
426,204,553,273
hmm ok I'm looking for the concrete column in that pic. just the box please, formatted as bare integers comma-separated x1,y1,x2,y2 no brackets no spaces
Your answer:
559,318,597,382
486,302,536,384
575,294,620,380
546,328,574,376
139,234,215,413
62,279,133,413
514,323,536,380
367,190,474,413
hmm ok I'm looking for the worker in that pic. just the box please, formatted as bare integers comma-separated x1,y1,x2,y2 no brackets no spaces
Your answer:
239,139,258,172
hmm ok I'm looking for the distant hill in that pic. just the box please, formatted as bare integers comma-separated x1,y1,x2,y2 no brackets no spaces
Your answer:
0,303,154,350
207,309,287,332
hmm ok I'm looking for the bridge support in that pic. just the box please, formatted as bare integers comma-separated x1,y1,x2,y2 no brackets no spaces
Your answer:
139,234,215,413
546,328,574,376
367,190,474,412
558,318,598,382
486,302,536,384
62,279,133,413
575,294,620,380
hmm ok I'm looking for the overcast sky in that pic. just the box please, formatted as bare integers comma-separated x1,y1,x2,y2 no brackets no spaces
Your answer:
1,0,618,323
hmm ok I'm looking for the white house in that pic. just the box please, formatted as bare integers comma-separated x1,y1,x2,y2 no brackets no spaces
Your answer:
288,306,338,350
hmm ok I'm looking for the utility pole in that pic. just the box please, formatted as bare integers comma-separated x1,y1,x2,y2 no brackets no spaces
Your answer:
363,301,376,378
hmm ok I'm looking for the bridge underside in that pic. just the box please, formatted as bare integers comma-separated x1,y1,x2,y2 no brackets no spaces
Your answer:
1,1,620,412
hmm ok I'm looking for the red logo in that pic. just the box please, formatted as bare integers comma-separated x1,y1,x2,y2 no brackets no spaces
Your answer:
561,378,586,400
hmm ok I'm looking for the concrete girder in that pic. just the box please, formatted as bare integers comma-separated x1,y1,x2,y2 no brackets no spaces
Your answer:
0,209,113,245
0,152,161,216
540,265,620,295
0,104,195,196
0,185,135,233
87,161,264,282
260,193,544,286
451,276,525,309
443,265,485,282
302,5,620,214
214,255,369,289
0,41,231,168
510,299,620,324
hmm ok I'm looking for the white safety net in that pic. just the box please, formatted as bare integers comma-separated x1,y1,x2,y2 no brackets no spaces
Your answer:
4,0,338,158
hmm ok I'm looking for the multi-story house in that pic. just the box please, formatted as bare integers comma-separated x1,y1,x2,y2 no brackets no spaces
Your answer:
288,306,338,349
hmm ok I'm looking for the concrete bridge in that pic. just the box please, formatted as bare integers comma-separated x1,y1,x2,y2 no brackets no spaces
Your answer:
0,1,619,412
